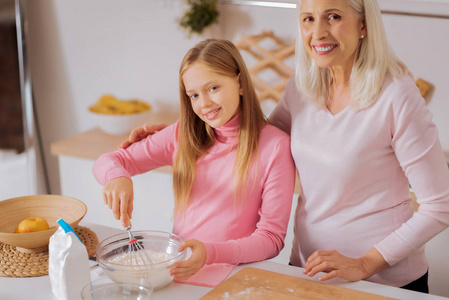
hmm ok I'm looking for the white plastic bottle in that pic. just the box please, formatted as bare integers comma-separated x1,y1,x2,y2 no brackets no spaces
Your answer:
49,219,91,300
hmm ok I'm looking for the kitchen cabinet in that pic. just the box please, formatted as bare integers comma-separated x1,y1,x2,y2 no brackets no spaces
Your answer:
50,113,178,233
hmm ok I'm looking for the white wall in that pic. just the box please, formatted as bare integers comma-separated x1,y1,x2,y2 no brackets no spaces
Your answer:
382,13,449,149
25,0,449,297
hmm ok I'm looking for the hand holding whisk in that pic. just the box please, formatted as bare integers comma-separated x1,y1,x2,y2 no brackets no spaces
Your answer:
123,217,154,266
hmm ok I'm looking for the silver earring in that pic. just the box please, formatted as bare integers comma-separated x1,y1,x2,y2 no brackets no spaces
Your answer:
361,34,365,39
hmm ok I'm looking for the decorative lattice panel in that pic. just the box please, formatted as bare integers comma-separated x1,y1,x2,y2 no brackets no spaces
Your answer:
236,31,295,104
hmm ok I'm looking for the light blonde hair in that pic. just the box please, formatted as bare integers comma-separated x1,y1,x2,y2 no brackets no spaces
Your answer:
173,39,267,214
295,0,410,110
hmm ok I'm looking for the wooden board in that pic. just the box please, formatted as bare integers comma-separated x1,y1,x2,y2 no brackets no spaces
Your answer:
200,267,396,300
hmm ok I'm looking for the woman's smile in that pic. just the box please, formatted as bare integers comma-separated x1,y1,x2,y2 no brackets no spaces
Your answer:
313,44,337,55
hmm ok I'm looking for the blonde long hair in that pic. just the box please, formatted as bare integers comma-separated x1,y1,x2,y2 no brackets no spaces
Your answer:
173,39,267,214
295,0,410,110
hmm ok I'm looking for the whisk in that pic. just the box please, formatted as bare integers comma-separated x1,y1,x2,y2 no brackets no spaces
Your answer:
125,225,154,266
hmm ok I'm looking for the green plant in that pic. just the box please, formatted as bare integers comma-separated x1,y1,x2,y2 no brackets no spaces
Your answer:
179,0,219,36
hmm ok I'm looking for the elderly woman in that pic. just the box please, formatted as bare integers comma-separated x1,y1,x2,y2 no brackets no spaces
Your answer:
269,0,449,293
119,0,449,293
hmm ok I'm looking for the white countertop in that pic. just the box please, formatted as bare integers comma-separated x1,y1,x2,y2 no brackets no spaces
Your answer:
1,222,448,300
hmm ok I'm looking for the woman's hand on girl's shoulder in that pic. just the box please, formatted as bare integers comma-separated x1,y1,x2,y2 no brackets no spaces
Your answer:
169,239,207,280
118,123,168,149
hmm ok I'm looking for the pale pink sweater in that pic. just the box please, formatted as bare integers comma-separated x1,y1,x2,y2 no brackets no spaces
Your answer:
93,114,296,265
269,75,449,287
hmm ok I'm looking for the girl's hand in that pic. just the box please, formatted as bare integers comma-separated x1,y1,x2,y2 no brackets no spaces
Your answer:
169,239,207,280
102,177,134,227
302,248,388,282
119,123,168,149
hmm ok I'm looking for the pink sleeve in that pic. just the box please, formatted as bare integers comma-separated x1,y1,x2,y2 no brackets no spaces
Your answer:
375,83,449,266
203,135,296,265
93,122,178,185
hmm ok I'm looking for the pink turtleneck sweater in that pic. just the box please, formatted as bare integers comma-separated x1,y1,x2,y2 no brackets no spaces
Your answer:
270,75,449,287
93,114,296,265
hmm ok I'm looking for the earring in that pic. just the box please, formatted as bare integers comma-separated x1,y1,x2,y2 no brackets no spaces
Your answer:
361,34,365,39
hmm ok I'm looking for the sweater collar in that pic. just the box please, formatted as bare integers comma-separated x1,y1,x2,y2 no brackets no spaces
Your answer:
213,113,240,144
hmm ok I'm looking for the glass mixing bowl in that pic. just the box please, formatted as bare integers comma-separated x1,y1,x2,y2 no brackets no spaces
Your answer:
96,230,186,290
81,276,153,300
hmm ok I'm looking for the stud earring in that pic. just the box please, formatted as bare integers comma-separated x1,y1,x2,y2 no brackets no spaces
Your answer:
361,34,365,39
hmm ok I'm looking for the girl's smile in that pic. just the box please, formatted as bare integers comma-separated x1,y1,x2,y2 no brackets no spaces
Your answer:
204,107,221,120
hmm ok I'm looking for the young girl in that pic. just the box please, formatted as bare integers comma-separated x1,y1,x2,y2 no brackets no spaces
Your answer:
93,39,295,280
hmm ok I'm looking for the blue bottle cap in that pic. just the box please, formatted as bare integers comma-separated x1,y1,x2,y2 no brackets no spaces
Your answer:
57,218,82,242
